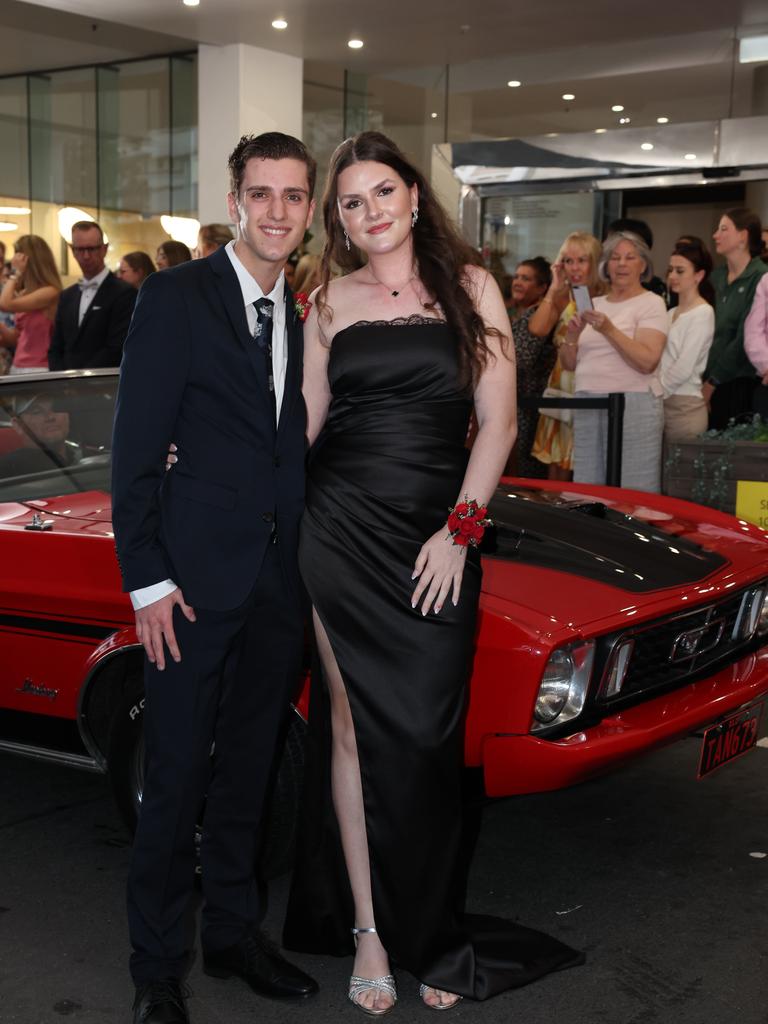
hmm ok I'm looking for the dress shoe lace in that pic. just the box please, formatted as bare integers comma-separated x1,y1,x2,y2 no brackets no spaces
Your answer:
243,930,279,962
138,980,190,1018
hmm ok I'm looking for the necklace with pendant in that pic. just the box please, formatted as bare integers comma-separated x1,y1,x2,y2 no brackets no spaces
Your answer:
367,267,417,297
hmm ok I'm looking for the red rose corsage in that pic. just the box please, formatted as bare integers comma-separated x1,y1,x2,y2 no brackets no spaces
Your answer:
447,497,492,548
294,292,312,322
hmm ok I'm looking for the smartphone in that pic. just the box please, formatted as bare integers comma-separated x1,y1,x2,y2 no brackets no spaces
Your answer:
572,285,593,313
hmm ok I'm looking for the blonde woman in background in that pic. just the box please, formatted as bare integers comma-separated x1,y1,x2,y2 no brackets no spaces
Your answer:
0,235,62,374
529,231,604,479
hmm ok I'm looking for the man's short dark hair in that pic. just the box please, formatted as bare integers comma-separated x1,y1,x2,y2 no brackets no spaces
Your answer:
71,220,105,243
227,132,316,200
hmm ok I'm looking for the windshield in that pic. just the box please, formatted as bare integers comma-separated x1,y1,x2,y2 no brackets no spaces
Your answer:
0,374,117,503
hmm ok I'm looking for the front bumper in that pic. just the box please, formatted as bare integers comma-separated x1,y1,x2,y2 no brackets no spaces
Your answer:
482,646,768,796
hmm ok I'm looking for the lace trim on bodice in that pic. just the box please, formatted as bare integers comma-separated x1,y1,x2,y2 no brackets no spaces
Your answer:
338,314,448,334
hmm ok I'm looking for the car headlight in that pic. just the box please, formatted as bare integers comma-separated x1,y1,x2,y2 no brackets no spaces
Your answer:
531,640,595,733
733,584,768,641
757,589,768,637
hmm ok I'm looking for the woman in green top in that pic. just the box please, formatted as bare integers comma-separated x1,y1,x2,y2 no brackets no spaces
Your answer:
704,207,767,429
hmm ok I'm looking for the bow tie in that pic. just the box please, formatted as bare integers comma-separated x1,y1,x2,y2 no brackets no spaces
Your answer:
78,279,99,291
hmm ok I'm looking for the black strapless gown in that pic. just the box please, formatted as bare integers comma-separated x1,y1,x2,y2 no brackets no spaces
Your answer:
283,318,583,999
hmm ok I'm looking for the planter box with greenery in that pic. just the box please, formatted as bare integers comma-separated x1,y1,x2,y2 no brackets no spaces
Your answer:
663,420,768,514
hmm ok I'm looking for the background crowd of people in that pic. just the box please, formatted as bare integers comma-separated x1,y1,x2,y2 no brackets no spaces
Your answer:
3,200,768,497
506,207,768,492
0,221,238,376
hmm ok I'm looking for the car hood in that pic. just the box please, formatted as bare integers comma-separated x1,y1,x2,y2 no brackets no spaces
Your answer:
0,491,113,532
481,484,768,620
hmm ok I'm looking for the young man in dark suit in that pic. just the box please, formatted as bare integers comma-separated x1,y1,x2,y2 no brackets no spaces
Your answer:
48,221,135,370
111,133,318,1024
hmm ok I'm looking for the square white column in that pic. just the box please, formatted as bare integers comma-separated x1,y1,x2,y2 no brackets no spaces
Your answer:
198,43,304,223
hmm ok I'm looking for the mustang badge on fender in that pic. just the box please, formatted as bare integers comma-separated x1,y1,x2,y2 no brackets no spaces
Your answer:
15,679,58,702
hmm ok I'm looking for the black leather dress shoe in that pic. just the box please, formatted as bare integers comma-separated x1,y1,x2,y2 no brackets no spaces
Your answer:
132,979,189,1023
203,929,318,999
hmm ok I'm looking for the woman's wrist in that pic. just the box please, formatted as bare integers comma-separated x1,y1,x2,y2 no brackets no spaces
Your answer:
447,497,492,548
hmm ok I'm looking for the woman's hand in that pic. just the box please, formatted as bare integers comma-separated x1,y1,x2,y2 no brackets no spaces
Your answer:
550,261,569,296
166,442,177,471
582,309,614,336
411,527,467,616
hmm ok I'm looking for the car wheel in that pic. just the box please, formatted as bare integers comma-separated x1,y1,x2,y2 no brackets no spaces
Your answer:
107,692,306,879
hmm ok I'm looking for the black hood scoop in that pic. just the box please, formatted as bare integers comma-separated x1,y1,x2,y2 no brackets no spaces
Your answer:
482,489,727,593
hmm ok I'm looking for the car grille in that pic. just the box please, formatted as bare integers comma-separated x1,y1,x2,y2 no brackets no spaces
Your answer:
597,583,765,705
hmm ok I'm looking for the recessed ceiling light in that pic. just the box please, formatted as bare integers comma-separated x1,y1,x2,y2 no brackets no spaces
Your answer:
611,104,624,112
545,132,559,138
656,116,669,124
507,80,521,88
271,17,288,29
562,93,575,101
431,112,438,118
594,128,607,134
641,143,654,151
0,205,30,214
619,116,631,124
684,153,697,160
0,221,18,231
348,38,364,49
182,0,199,6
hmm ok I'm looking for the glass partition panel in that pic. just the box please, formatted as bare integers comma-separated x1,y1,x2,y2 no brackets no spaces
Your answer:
0,77,28,204
28,68,97,208
171,54,198,219
482,191,596,279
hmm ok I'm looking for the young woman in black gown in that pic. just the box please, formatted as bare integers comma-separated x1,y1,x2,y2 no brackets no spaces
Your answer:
284,132,582,1013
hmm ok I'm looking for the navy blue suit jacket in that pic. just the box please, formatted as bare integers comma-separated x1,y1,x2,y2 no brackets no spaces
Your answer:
111,247,307,611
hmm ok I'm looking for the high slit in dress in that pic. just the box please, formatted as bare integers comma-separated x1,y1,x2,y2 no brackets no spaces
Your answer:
283,316,583,999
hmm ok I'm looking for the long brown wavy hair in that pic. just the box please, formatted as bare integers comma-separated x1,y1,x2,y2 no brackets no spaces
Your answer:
318,131,504,388
14,234,62,294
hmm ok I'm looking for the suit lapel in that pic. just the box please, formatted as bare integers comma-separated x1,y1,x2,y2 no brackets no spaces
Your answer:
277,282,302,443
207,247,271,406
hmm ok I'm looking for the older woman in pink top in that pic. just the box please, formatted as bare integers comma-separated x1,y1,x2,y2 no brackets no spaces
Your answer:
0,235,62,373
560,231,668,492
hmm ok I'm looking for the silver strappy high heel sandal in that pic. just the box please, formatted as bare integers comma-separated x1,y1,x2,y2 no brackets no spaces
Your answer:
419,983,463,1010
348,926,397,1017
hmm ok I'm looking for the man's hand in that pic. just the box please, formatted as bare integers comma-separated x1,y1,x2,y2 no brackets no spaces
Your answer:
135,588,196,671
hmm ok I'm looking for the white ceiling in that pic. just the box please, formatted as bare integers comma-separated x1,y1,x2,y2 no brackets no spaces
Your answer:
7,0,768,74
2,0,768,140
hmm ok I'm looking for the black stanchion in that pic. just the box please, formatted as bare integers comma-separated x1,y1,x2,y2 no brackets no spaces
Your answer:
518,393,626,487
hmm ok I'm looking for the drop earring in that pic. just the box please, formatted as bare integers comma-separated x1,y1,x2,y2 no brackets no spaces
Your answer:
344,230,351,251
411,208,419,228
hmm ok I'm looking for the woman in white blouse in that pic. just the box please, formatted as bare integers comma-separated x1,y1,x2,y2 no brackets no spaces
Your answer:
661,238,715,441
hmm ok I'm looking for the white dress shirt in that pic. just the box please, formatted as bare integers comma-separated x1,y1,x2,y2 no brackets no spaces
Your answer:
130,242,289,611
77,265,110,326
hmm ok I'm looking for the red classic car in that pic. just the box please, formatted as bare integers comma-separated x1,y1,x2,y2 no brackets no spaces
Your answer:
2,370,767,871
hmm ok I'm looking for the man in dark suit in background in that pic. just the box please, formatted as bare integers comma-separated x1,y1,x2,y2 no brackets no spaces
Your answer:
48,220,135,369
111,133,318,1024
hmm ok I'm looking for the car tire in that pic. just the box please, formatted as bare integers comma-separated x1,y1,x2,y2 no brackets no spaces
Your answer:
107,692,306,879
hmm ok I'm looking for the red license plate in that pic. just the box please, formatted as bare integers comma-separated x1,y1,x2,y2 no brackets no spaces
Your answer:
697,701,764,779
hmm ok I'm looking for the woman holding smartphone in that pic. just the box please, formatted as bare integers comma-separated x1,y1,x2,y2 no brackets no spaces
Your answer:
559,231,668,492
529,231,603,480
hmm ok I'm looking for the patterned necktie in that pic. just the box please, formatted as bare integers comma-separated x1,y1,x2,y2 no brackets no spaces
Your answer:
253,297,276,424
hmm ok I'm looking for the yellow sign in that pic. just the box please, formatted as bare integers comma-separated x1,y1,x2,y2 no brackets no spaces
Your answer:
735,480,768,530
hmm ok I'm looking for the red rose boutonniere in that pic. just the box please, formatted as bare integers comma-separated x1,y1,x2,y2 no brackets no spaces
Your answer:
447,497,492,548
294,292,312,323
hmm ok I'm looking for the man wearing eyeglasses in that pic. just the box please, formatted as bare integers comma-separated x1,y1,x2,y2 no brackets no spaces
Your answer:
48,220,135,370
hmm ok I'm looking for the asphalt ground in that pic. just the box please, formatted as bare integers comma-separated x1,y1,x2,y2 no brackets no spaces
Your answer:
1,731,767,1024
